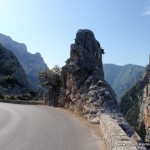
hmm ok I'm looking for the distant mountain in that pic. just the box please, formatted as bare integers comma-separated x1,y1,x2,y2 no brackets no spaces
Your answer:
0,44,30,95
103,64,145,103
0,33,48,89
120,64,150,143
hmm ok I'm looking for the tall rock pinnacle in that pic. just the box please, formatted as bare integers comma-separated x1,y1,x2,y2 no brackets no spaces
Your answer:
57,29,146,149
70,29,104,79
60,29,118,117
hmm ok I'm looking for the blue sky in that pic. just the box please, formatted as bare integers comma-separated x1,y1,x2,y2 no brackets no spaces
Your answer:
0,0,150,68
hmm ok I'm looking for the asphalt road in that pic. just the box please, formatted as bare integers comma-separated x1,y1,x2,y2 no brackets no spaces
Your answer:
0,103,101,150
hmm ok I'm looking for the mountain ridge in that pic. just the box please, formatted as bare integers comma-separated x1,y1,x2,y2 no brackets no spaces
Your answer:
0,33,48,89
0,44,30,94
103,63,145,103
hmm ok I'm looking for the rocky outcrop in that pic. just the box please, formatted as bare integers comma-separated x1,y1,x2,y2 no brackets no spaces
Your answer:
58,29,146,149
0,44,30,95
0,33,48,89
120,63,150,145
59,29,106,113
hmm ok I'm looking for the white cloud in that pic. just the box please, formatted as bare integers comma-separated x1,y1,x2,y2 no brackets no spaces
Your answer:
143,5,150,15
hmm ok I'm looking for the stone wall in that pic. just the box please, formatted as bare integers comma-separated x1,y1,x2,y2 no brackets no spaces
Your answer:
0,99,42,105
100,112,146,150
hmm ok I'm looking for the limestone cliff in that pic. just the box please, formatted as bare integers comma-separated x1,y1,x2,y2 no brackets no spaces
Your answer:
0,33,48,89
0,44,30,95
120,63,150,144
58,29,146,149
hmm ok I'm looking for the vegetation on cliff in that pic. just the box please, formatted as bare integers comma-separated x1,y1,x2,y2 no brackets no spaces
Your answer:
38,65,61,106
120,64,150,143
0,44,30,95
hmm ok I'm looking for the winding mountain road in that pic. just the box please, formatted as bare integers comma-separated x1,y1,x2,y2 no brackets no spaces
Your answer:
0,103,101,150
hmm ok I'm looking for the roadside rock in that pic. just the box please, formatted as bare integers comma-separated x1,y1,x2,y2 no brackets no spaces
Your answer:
58,29,146,149
59,29,119,120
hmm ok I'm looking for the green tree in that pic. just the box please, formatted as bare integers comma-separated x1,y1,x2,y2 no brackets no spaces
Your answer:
38,69,61,88
38,67,61,106
51,65,61,76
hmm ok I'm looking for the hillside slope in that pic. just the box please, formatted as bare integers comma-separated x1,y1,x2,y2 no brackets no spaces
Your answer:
103,64,145,103
0,44,30,95
120,64,150,143
0,33,48,89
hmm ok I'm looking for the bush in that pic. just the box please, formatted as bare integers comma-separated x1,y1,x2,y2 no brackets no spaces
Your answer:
17,94,31,101
10,96,15,100
1,76,23,88
6,95,16,100
29,91,38,97
0,93,5,99
38,68,61,88
38,67,62,106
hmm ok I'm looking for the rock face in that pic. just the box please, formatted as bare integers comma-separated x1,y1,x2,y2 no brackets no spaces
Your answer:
0,44,30,95
104,64,145,103
60,29,121,116
120,63,150,144
60,29,109,114
0,33,48,89
58,29,146,149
